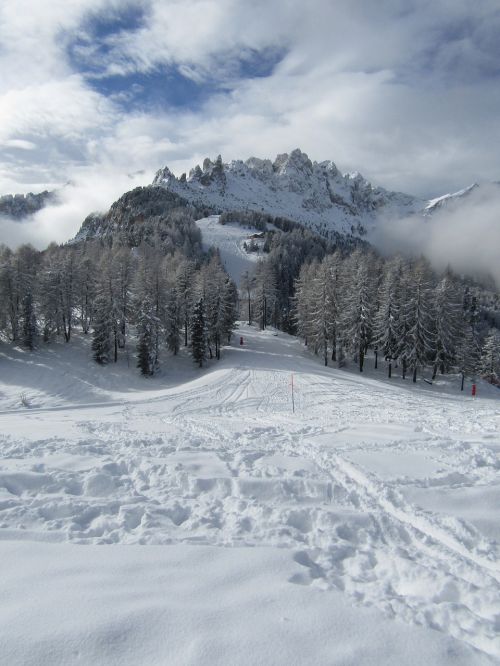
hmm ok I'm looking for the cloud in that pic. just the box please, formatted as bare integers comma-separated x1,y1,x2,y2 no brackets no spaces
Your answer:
0,167,151,250
0,0,499,249
372,184,500,287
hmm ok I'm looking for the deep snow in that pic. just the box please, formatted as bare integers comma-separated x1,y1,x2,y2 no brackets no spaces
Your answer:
0,324,499,664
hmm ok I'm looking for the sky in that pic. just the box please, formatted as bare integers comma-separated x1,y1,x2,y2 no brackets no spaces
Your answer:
0,0,499,247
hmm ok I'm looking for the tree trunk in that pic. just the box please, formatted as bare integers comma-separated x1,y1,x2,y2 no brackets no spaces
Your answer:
432,363,438,380
461,372,465,391
402,359,407,379
412,366,417,383
374,350,378,369
359,345,364,373
388,361,392,378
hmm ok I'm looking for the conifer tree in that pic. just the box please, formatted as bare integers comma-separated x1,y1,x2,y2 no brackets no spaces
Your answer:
404,260,435,382
165,288,181,355
21,292,38,350
374,257,403,377
341,249,375,372
432,269,463,378
480,331,500,382
91,294,112,364
135,292,159,376
191,298,207,367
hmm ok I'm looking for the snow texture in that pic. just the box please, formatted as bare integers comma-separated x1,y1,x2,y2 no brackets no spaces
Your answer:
1,324,499,664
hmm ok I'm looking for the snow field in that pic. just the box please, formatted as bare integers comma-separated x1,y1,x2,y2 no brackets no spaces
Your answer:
0,324,499,663
195,215,264,283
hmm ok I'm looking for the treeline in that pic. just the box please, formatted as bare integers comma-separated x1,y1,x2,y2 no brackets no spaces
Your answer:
245,247,500,386
0,241,238,375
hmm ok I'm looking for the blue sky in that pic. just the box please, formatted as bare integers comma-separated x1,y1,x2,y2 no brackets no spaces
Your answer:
0,0,499,244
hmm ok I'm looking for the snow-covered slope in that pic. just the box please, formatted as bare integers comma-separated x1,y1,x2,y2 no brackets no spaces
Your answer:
424,183,480,213
196,215,265,282
153,149,423,238
0,327,499,663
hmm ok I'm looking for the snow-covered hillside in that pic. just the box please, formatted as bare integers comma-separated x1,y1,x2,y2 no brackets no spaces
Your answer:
196,215,265,282
0,326,499,664
154,149,423,238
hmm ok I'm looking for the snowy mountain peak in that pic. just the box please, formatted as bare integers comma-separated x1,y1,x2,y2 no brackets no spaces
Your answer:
424,183,479,213
153,149,423,238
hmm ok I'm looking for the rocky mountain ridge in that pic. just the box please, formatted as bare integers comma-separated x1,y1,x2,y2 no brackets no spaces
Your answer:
0,190,56,219
152,148,424,238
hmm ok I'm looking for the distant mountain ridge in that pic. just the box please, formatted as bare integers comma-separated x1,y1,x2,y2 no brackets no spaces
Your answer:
152,148,424,239
0,190,56,219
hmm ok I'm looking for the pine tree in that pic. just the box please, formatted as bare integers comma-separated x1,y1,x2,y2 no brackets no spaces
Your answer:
374,257,403,378
480,331,500,383
135,293,159,376
432,269,463,378
191,298,207,367
21,292,38,350
240,270,255,325
91,294,112,364
403,260,435,382
176,259,195,347
254,261,278,330
294,261,317,347
341,250,375,372
457,325,481,390
165,288,181,355
310,259,338,366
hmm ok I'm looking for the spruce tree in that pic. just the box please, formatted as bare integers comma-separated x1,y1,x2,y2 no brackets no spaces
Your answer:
404,260,435,382
374,257,403,378
91,294,112,364
191,298,207,367
480,331,500,383
21,292,38,350
432,270,462,378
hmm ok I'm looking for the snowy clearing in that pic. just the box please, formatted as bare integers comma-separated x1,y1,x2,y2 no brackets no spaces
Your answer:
0,324,499,664
195,215,265,282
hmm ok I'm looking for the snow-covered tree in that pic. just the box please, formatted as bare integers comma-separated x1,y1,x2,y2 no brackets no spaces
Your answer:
374,257,404,378
402,260,435,382
480,331,500,383
136,292,160,376
253,261,278,330
432,269,463,378
91,294,112,364
341,249,376,372
164,287,181,356
21,292,38,350
190,298,207,367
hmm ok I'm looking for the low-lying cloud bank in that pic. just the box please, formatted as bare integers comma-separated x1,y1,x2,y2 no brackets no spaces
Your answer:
372,184,500,287
0,167,151,249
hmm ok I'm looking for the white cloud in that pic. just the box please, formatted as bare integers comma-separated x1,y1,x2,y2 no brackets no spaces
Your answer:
372,185,500,287
0,0,499,249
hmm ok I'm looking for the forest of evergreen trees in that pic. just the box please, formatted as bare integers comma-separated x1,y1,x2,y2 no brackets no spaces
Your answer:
0,238,238,375
241,237,500,388
0,192,499,388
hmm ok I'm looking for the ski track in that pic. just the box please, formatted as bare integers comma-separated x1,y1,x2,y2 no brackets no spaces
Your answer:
0,326,499,660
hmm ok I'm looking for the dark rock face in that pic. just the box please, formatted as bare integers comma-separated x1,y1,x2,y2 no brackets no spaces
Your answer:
0,190,56,219
73,186,204,257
